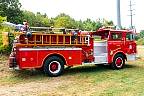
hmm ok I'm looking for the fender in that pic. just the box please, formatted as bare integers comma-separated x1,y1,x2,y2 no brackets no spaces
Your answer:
111,50,126,62
42,52,67,67
109,48,126,63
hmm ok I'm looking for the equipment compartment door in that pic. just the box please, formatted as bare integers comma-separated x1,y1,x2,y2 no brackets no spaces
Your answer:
93,41,108,63
19,50,38,68
68,50,82,66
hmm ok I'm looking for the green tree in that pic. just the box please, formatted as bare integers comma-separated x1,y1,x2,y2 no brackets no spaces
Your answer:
103,19,114,26
0,16,7,27
0,16,7,45
140,30,144,38
35,12,50,27
22,11,50,27
94,20,103,31
75,20,84,30
54,13,76,28
135,33,140,40
0,0,22,23
49,18,55,27
22,10,36,26
83,19,93,31
82,18,103,31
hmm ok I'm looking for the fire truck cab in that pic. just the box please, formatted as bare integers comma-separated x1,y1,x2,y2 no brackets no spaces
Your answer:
9,28,137,77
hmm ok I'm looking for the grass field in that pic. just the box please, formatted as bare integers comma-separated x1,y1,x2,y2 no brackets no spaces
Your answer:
0,46,144,96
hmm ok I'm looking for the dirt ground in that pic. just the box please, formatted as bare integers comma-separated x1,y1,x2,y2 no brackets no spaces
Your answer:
0,56,75,96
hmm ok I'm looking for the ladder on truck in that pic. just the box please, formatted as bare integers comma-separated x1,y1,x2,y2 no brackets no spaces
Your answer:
14,33,91,47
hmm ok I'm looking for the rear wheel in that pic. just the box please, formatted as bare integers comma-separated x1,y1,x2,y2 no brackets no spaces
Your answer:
44,56,64,77
111,54,125,69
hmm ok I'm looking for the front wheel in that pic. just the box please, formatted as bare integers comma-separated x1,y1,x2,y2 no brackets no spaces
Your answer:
44,56,64,77
111,54,125,69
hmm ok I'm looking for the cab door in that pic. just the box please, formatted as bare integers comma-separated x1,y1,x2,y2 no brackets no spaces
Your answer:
108,32,124,63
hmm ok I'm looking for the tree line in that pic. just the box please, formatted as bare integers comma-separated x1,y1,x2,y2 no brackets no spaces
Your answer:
0,0,114,31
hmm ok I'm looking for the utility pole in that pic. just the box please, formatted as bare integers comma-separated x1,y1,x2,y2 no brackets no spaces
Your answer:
129,0,135,29
117,0,121,29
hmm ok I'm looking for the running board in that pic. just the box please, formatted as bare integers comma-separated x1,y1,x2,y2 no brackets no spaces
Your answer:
82,62,108,65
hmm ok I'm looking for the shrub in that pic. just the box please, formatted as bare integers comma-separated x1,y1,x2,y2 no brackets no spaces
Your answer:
0,27,14,54
0,45,12,55
137,38,144,45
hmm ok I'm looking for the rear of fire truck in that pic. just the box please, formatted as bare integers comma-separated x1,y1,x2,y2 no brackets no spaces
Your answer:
8,27,93,76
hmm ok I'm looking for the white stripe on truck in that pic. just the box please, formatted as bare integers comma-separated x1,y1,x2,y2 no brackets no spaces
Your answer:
19,48,82,51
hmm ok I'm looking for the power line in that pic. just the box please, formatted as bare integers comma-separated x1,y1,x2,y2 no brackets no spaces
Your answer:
129,0,135,29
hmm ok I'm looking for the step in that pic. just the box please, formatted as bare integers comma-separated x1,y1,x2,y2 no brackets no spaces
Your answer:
94,55,108,63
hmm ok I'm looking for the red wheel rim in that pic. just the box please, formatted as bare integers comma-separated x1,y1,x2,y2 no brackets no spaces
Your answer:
50,62,58,72
49,61,61,74
115,57,123,67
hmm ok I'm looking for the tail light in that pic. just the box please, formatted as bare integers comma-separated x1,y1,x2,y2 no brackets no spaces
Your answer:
9,52,17,68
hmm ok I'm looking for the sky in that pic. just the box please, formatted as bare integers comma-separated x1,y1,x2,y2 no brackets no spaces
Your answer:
19,0,144,32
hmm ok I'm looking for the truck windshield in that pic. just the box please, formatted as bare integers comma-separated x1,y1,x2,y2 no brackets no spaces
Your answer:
126,33,135,41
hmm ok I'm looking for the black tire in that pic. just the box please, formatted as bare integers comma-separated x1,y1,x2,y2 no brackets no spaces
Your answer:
44,56,64,77
111,54,125,69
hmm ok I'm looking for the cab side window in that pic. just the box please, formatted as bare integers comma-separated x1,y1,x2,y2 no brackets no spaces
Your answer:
126,33,134,41
110,33,122,40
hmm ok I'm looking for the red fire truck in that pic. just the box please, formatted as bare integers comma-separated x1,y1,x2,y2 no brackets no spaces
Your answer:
9,28,137,77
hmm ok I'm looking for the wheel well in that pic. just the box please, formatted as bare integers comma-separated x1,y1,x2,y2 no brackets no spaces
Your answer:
43,54,66,67
114,52,127,60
